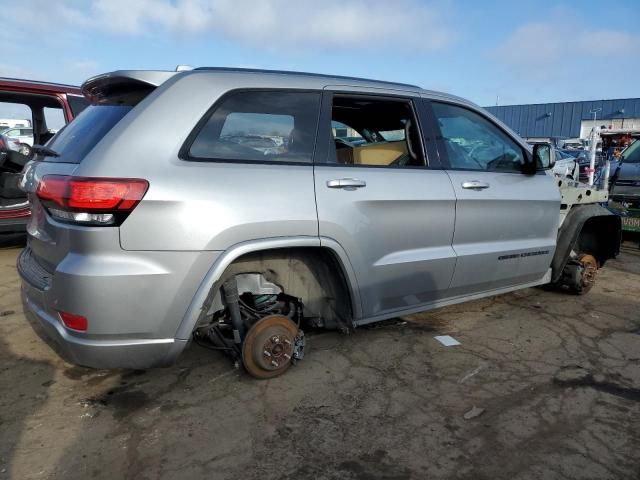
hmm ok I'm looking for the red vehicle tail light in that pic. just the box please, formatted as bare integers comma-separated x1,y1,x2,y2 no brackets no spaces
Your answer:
0,206,30,220
36,175,148,226
58,311,88,331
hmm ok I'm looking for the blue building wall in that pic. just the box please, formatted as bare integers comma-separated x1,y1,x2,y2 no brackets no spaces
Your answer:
484,98,640,139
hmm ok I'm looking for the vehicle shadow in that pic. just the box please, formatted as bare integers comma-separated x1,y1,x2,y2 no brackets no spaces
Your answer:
0,235,26,250
0,333,55,478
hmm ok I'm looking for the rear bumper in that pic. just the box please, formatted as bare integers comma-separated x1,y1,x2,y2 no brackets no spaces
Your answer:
21,281,188,369
22,282,187,369
17,245,218,369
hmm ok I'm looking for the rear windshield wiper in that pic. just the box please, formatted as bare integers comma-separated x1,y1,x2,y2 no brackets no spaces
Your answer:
32,145,60,158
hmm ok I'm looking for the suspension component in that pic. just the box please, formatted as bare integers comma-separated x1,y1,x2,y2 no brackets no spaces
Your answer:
194,280,305,376
573,253,598,294
223,278,245,344
560,252,598,295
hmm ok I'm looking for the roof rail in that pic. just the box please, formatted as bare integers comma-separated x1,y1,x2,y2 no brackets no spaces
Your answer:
0,77,80,90
193,67,421,89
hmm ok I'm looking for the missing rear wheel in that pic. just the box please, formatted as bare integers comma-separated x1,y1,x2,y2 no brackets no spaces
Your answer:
242,314,301,379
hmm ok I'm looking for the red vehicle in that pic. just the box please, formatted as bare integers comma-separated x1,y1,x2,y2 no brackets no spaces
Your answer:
0,78,88,239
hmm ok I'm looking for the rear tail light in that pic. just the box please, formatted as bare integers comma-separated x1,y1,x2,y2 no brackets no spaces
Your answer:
36,175,148,226
58,311,88,331
0,206,30,220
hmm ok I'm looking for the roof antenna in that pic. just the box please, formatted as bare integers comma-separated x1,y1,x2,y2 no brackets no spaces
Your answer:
176,65,194,72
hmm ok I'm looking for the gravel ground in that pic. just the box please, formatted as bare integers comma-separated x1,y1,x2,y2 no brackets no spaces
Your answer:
1,239,639,480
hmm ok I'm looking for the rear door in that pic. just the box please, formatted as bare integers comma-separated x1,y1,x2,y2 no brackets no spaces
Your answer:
314,89,457,321
426,99,560,296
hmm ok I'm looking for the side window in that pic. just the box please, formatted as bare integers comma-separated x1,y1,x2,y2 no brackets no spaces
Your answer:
44,107,66,132
622,141,640,163
189,91,321,163
431,102,524,172
328,95,425,167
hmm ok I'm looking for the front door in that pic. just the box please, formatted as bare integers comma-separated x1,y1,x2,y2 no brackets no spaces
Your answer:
313,91,457,321
427,99,560,297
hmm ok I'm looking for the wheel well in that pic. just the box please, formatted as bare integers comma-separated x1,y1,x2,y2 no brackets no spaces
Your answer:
215,247,354,330
576,215,621,266
551,204,621,283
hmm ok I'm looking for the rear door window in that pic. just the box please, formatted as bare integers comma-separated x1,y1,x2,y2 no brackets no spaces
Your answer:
41,105,131,163
187,90,321,164
327,95,425,167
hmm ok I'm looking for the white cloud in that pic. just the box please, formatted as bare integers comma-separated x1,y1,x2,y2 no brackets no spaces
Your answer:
8,0,454,52
494,20,640,68
488,17,640,103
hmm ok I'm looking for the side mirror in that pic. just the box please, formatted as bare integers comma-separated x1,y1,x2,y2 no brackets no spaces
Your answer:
525,144,555,174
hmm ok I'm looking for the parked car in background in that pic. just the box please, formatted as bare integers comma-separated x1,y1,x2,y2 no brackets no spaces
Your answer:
552,149,579,178
0,118,31,130
560,139,585,150
0,77,88,239
572,149,603,182
0,132,22,152
1,127,33,156
610,140,640,207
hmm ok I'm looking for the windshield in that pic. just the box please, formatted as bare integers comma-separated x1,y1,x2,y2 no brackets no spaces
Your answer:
41,105,132,163
621,141,640,164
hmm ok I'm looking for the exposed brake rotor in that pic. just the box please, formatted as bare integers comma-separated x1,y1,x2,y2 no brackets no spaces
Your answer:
242,314,303,379
576,253,598,294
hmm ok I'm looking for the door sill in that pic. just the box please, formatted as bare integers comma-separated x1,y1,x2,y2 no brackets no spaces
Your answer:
353,269,551,327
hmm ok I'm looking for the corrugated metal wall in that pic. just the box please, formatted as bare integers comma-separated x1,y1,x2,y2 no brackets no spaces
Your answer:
485,98,640,138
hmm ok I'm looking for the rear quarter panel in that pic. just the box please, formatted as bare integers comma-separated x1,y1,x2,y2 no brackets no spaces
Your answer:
74,72,321,251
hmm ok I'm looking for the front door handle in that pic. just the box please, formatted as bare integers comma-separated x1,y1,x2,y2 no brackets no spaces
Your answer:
327,178,367,189
461,180,490,190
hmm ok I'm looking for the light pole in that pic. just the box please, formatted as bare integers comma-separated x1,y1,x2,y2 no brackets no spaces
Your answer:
587,108,602,187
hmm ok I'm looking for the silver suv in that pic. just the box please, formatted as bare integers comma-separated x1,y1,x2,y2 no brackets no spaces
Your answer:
18,68,620,378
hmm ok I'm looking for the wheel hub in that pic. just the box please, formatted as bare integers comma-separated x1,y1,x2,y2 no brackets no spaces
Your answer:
257,332,294,370
242,314,300,379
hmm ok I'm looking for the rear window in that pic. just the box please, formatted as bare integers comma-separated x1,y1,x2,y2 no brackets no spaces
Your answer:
188,90,321,164
41,105,131,163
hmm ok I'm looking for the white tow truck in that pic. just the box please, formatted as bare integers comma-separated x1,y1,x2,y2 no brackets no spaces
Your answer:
552,127,620,293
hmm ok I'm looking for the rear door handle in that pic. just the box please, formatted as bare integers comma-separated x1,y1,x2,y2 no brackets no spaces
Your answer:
461,180,490,190
327,178,367,189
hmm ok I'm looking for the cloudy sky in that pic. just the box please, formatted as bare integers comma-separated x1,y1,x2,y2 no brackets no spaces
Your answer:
1,0,639,108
